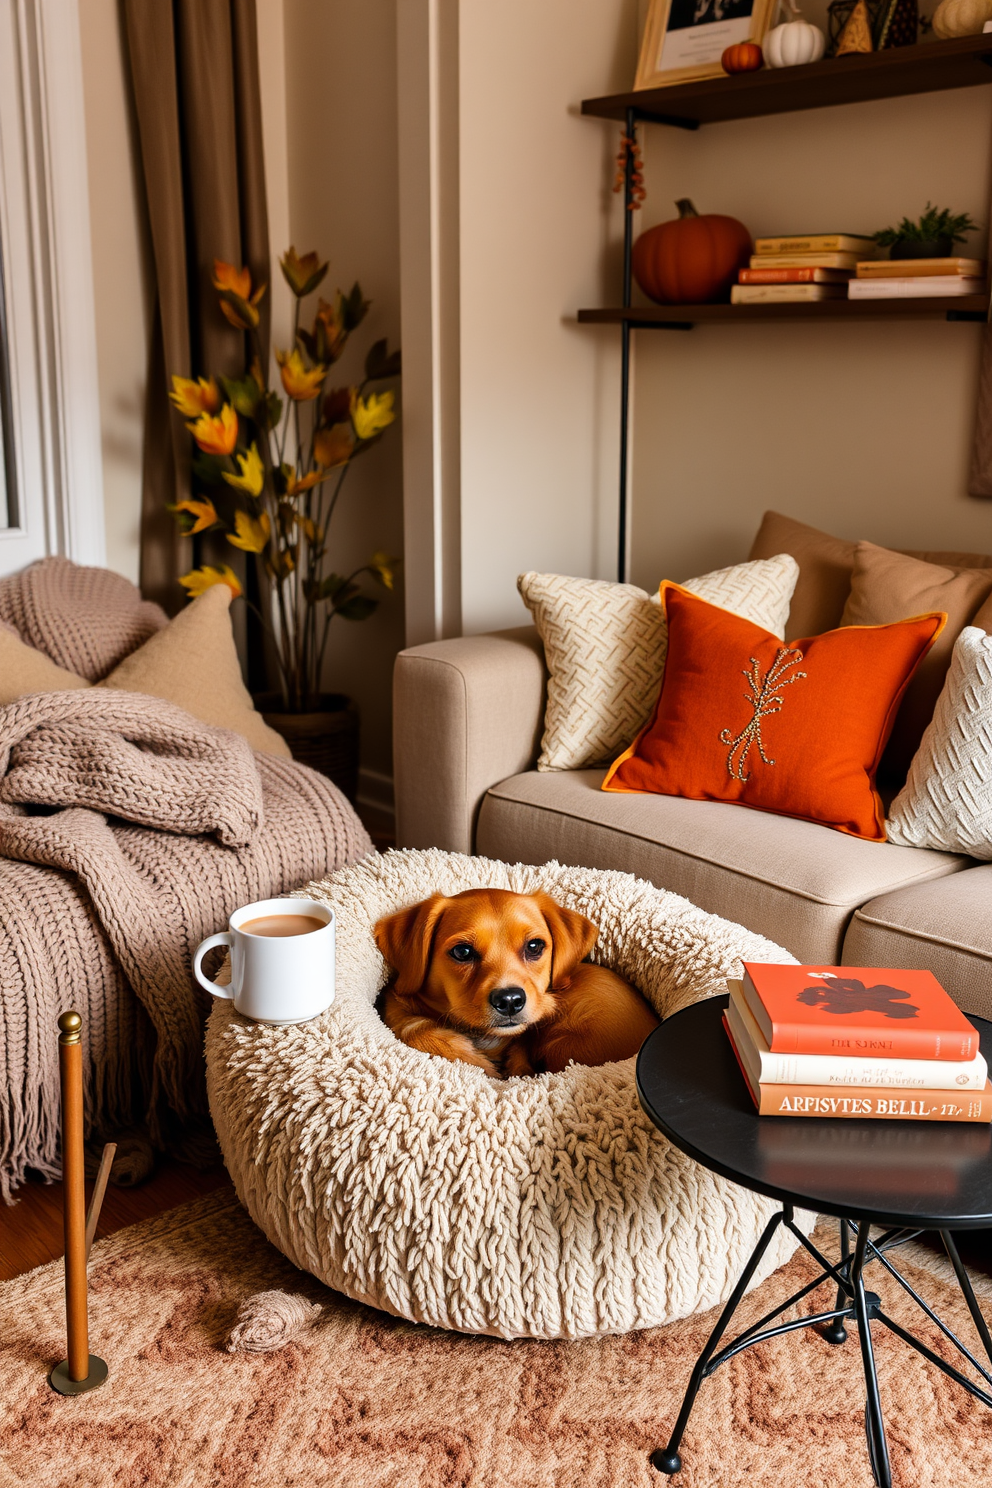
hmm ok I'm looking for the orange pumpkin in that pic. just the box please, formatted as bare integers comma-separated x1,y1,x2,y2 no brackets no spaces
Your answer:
632,200,752,305
721,42,763,72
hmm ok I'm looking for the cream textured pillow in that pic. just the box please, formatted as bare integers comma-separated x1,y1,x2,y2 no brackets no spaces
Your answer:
518,554,799,771
99,585,291,758
887,627,992,859
0,625,90,703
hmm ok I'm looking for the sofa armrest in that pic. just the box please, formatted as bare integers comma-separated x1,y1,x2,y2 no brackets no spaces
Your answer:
393,626,547,852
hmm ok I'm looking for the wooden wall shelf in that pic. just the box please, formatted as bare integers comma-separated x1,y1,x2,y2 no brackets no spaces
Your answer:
581,34,992,128
578,297,990,326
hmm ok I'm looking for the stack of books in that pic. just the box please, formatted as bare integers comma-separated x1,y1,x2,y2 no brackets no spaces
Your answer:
725,962,992,1122
849,258,987,300
731,233,876,306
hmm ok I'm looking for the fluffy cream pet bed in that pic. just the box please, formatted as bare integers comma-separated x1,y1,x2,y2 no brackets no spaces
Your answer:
206,850,813,1340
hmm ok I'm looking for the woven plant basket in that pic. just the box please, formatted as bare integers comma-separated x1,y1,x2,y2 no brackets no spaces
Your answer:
256,692,359,803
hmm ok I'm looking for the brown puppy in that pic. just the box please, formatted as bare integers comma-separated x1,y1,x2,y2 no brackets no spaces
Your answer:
374,887,659,1078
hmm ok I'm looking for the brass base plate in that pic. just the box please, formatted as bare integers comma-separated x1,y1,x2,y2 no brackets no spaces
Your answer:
48,1355,108,1396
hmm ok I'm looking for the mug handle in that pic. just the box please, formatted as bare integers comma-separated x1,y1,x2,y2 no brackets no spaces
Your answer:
193,932,236,999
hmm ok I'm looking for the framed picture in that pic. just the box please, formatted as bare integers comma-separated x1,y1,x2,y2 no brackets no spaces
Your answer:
634,0,778,89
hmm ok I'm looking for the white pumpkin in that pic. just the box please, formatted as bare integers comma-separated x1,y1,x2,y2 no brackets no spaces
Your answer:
932,0,992,37
764,16,827,66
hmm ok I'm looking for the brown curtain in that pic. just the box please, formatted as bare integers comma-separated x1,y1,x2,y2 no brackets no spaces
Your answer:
969,319,992,499
124,0,270,614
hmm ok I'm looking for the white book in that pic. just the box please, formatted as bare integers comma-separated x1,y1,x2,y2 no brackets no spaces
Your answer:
727,982,988,1090
731,284,847,304
848,276,985,300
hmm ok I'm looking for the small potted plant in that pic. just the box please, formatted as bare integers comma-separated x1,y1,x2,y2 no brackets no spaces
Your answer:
872,203,978,260
168,249,400,800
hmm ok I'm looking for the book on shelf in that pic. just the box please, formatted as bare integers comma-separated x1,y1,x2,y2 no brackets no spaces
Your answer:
754,233,876,256
848,276,985,300
726,981,988,1089
739,961,978,1061
856,257,986,279
739,267,852,285
749,252,864,270
724,1015,992,1123
731,284,847,305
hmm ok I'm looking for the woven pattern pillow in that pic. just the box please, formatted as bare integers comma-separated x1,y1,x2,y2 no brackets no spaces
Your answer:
603,584,944,841
518,555,798,772
888,627,992,859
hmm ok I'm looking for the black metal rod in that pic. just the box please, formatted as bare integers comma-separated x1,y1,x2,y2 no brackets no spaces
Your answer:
851,1224,892,1488
652,1210,784,1473
941,1230,992,1367
867,1241,992,1388
707,1305,854,1372
617,106,636,585
717,1263,840,1357
876,1310,992,1410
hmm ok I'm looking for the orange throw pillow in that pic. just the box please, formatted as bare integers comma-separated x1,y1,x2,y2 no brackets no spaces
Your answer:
602,584,945,841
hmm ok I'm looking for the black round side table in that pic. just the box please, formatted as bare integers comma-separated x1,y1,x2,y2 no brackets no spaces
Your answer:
636,995,992,1488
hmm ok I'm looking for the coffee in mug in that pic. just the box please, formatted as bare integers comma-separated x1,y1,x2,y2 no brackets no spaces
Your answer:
192,896,334,1025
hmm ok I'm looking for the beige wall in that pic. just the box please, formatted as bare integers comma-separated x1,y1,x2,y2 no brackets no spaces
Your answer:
457,0,640,633
78,0,150,586
630,81,992,588
284,0,404,786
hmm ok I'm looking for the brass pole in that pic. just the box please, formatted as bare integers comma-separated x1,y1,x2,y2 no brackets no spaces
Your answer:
48,1011,108,1397
59,1011,88,1380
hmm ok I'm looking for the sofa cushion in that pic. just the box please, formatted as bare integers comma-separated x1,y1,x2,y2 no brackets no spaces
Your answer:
844,869,992,1022
476,768,971,965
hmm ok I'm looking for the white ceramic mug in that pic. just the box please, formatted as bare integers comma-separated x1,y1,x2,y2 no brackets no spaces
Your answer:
192,896,335,1025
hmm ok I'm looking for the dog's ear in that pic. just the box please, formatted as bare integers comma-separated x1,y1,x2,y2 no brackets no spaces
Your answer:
532,892,598,990
374,894,449,995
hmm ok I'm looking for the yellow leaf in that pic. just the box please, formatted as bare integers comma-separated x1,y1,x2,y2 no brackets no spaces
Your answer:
186,404,238,456
222,443,265,498
169,375,220,418
313,423,354,470
369,550,397,590
285,468,325,497
276,348,325,402
227,509,272,553
212,260,252,298
179,564,242,599
168,497,219,535
280,247,329,298
351,389,396,441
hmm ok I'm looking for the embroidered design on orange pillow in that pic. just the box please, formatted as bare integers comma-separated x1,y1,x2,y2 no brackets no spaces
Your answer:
721,646,807,781
602,583,946,841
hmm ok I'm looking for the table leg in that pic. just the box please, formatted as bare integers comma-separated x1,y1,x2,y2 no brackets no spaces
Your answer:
823,1216,850,1346
850,1222,892,1488
651,1210,784,1476
940,1230,992,1368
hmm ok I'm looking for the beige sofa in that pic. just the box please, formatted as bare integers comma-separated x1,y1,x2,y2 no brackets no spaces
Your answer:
393,625,992,1022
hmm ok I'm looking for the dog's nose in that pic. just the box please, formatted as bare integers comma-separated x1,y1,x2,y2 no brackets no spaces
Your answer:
489,987,526,1017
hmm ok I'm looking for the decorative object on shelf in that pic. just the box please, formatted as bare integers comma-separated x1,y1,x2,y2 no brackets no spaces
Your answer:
763,0,827,65
613,132,645,210
877,0,919,45
873,203,979,258
167,251,401,784
835,0,875,50
721,40,764,70
632,199,752,305
932,0,992,35
827,0,887,49
634,0,777,90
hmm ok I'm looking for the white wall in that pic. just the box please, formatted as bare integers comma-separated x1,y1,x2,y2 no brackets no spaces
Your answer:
78,0,150,585
629,82,992,588
456,0,640,633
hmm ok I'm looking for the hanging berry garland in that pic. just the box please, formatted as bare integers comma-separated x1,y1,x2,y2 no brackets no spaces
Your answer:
613,132,646,210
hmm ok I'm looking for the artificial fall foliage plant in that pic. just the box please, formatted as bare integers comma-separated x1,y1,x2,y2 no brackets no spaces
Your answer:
169,249,400,712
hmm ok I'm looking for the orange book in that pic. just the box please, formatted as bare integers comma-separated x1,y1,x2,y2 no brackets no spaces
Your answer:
724,1016,992,1123
741,963,978,1062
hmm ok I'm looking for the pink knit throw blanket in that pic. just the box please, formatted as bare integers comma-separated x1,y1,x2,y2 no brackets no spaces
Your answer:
0,690,371,1198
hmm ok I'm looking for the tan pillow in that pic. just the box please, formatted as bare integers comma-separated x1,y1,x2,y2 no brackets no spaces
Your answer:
99,585,291,758
518,554,799,772
0,625,89,703
841,542,992,783
750,509,992,642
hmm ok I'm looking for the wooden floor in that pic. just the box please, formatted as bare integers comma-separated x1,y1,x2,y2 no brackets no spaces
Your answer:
0,1162,233,1282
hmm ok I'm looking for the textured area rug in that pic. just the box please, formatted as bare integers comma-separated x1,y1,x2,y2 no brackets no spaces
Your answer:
0,1190,989,1488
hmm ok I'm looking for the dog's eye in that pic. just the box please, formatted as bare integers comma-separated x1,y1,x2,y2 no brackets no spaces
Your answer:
448,943,477,963
524,938,546,959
